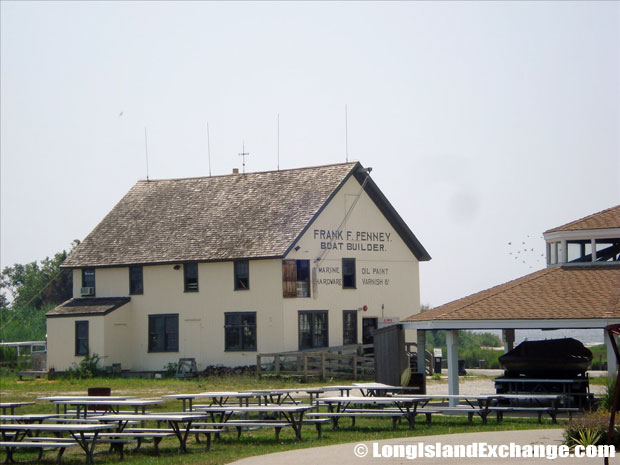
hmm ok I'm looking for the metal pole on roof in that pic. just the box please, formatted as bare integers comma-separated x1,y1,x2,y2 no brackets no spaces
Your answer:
144,127,150,181
277,114,280,171
207,123,212,177
345,104,349,163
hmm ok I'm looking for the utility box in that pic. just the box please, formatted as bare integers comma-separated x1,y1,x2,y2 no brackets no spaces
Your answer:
373,324,408,386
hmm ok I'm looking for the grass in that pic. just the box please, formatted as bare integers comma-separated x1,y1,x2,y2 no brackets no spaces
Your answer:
0,373,565,465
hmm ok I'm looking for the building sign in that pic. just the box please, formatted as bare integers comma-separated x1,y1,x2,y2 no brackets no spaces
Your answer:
313,229,391,252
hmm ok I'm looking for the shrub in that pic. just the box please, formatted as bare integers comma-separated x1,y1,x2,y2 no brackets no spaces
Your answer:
66,353,103,379
163,362,178,378
600,377,618,411
564,410,620,449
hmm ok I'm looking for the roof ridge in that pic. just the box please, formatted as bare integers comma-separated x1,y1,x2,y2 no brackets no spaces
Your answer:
135,162,359,183
429,267,556,318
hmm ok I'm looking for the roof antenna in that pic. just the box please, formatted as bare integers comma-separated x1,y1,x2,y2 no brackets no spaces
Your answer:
144,127,150,181
277,114,280,171
239,142,249,174
207,123,212,177
345,104,349,163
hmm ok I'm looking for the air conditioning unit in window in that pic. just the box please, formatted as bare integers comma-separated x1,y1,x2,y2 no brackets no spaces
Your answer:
81,287,95,296
296,281,308,298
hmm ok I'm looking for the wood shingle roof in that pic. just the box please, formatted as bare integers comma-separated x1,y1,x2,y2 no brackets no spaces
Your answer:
62,162,430,268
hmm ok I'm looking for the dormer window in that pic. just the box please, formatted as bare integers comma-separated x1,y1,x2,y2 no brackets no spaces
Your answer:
594,238,620,262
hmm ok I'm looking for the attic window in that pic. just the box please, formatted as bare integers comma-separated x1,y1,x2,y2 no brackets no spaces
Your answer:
184,263,198,292
234,260,249,290
342,258,356,289
282,260,310,298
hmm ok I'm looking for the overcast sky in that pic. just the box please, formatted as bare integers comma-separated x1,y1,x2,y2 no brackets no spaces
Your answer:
1,1,619,308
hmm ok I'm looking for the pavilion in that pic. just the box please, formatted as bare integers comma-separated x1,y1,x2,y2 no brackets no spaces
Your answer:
404,205,620,404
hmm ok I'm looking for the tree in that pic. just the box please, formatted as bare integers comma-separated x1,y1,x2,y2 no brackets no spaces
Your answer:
0,241,78,341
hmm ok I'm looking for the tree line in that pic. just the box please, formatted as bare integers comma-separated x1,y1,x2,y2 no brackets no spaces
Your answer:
0,241,78,342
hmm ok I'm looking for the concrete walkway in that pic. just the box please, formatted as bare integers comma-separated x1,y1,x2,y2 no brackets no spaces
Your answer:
229,429,618,464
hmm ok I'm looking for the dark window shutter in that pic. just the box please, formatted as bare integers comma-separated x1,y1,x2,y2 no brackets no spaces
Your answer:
282,260,297,297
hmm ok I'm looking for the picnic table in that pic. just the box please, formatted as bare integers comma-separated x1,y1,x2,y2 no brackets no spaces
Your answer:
92,413,208,453
38,396,137,415
196,404,314,440
162,392,255,411
0,413,59,424
320,385,356,397
315,395,424,429
242,388,324,405
0,402,35,415
0,422,111,464
390,393,566,423
352,382,421,397
51,399,163,418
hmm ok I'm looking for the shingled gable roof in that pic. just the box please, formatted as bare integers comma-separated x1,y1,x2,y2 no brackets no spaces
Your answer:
544,205,620,234
404,265,620,322
62,162,430,268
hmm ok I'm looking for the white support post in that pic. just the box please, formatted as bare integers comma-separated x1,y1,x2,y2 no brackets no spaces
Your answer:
605,329,617,380
591,239,597,262
561,240,568,264
446,330,459,406
416,330,426,374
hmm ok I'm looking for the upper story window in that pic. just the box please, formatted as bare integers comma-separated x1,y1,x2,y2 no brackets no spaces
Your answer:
594,238,620,262
184,263,198,292
148,314,178,352
234,260,249,290
129,266,143,295
81,268,95,296
342,258,356,289
282,260,310,298
75,321,89,356
546,237,620,266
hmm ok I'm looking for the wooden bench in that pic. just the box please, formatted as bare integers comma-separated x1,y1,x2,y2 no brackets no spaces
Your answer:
0,440,78,464
343,408,440,426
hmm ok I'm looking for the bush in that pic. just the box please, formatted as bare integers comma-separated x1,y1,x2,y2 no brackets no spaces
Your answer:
163,362,178,378
65,353,103,379
600,377,618,411
564,410,620,449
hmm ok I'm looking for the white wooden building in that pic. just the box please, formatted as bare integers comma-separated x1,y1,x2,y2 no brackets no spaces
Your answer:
47,162,430,372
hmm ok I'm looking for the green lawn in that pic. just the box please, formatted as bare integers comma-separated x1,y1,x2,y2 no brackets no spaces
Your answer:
0,374,564,465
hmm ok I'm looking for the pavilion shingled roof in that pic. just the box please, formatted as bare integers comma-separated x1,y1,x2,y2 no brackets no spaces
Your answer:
404,266,620,321
545,205,620,234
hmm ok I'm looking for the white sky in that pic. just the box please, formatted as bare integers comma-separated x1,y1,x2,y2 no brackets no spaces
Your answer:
1,1,619,308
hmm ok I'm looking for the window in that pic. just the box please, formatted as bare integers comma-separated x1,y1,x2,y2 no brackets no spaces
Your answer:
75,321,89,356
148,314,178,352
298,311,328,350
234,260,249,290
184,263,198,292
595,238,620,262
129,266,143,295
82,268,95,291
343,310,358,345
342,258,356,289
225,312,257,351
282,260,311,298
